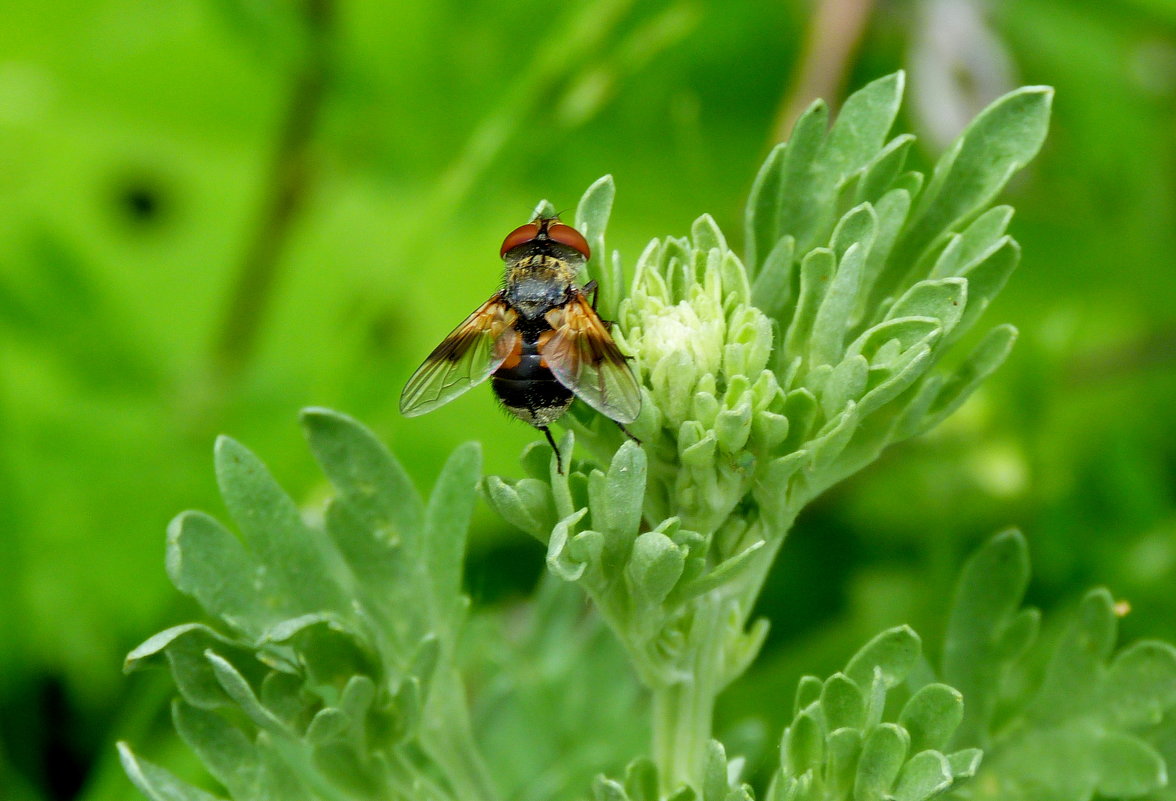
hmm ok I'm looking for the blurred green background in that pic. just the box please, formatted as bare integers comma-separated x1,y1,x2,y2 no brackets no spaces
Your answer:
2,0,1175,798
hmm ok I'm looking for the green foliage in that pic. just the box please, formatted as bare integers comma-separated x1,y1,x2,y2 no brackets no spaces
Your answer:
942,532,1176,801
484,72,1053,795
122,410,493,801
119,69,1176,801
770,627,978,801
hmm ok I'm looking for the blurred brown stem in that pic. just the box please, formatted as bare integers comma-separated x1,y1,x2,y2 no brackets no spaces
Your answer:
210,0,333,386
774,0,876,142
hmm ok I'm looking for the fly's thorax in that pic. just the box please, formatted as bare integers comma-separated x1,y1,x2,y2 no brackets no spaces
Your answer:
504,252,580,319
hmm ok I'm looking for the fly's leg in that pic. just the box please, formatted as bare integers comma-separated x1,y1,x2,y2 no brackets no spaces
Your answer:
615,421,642,445
541,426,564,474
582,279,599,309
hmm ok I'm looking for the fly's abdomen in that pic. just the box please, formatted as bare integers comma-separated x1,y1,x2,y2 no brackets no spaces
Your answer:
492,353,573,428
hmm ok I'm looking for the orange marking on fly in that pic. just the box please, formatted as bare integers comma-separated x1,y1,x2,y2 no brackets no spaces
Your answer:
536,329,556,368
400,215,640,473
500,336,524,370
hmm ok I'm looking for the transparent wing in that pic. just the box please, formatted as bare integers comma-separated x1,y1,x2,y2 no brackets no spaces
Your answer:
542,292,642,424
399,294,519,416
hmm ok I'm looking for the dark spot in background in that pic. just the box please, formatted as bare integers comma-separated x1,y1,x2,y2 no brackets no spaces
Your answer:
1,675,90,800
466,534,545,606
106,168,174,231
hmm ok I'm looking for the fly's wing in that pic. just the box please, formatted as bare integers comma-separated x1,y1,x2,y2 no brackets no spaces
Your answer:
542,292,642,424
399,293,519,416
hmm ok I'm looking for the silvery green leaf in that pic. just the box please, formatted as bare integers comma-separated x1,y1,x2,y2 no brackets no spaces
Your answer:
821,355,869,419
915,324,1017,435
845,625,921,690
824,72,905,185
623,757,659,801
942,529,1030,746
746,143,788,275
895,86,1052,273
891,750,952,801
1101,641,1176,728
899,684,964,753
856,134,915,204
305,708,350,745
845,316,941,362
627,530,685,605
785,710,823,776
676,541,765,601
830,203,878,261
546,508,590,582
794,675,823,717
810,243,867,368
949,238,1020,343
590,440,647,545
856,188,913,323
703,739,731,801
480,475,551,541
301,408,423,547
118,743,228,801
172,700,261,800
423,441,481,629
857,345,933,419
854,723,909,801
885,279,967,337
206,651,288,736
808,402,859,474
929,205,1014,279
784,248,835,360
693,213,727,252
166,511,264,637
714,402,753,454
577,174,616,309
947,748,982,778
215,435,347,617
820,673,866,732
126,624,263,710
752,236,796,317
774,100,831,255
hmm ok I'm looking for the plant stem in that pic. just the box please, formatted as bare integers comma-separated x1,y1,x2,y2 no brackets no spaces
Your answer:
651,594,727,795
210,0,333,387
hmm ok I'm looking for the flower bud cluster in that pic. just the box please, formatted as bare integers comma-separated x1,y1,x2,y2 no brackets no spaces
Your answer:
612,215,783,543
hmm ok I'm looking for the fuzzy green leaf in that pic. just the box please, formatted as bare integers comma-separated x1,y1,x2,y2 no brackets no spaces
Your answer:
423,441,481,628
891,750,952,801
623,757,659,801
942,530,1030,746
898,684,964,753
627,530,685,605
854,723,909,801
824,72,905,183
172,700,260,800
810,243,867,368
592,440,647,543
783,709,825,776
166,512,263,635
915,324,1018,435
845,625,921,690
301,408,423,547
214,436,346,617
894,86,1052,276
821,673,866,732
125,624,262,710
752,236,796,316
118,743,228,801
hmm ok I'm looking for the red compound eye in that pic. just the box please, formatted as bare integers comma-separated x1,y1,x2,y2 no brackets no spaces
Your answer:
547,222,591,259
500,222,541,259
